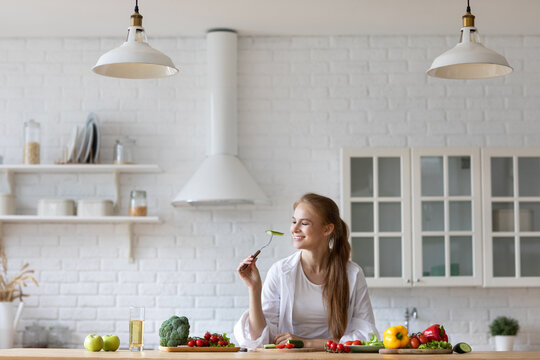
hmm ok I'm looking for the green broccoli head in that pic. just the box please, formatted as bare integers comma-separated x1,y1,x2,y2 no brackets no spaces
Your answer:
159,315,190,347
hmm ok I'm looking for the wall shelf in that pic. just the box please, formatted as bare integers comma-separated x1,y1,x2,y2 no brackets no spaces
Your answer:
0,164,161,173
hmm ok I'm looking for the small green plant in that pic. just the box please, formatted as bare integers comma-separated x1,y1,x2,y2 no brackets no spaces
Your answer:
489,316,520,336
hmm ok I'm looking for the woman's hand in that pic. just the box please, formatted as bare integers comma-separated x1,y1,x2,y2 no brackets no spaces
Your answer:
237,256,262,291
273,332,305,345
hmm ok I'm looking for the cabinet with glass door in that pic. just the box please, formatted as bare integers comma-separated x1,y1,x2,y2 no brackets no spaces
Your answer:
482,148,540,286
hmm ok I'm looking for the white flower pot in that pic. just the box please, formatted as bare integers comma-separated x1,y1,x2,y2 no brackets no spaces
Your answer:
0,302,24,349
495,335,515,351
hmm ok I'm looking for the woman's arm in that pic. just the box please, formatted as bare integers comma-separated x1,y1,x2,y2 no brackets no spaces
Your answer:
247,286,266,339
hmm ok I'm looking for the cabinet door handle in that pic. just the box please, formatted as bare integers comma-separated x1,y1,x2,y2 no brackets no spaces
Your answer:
415,278,420,283
406,279,411,284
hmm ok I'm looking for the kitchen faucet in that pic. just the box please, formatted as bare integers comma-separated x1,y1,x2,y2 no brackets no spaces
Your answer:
404,307,418,331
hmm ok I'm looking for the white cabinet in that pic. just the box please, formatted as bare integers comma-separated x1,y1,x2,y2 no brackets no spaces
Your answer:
482,148,540,286
411,148,483,287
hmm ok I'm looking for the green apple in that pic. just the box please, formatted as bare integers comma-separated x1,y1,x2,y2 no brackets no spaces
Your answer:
102,335,120,351
84,334,103,351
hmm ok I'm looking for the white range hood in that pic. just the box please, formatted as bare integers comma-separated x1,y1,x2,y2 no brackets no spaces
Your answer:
172,29,269,207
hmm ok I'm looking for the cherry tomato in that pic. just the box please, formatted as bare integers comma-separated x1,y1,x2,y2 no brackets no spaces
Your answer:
285,343,294,349
187,340,195,347
276,344,286,349
353,340,362,345
345,340,353,345
210,335,218,343
204,340,210,346
331,342,337,352
218,340,224,346
344,346,351,353
196,339,204,347
326,340,333,347
204,332,211,340
418,334,428,345
337,343,345,352
410,337,420,349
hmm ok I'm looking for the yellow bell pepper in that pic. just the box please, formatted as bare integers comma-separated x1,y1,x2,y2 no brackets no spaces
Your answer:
383,325,410,349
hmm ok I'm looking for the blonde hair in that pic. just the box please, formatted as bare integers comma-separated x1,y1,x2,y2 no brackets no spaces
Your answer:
294,193,350,339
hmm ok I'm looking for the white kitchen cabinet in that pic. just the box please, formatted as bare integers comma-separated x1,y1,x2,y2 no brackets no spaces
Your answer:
341,148,412,287
411,148,483,287
0,164,162,262
482,148,540,286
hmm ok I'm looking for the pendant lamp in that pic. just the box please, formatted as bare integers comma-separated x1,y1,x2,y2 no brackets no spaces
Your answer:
427,0,512,80
92,0,178,79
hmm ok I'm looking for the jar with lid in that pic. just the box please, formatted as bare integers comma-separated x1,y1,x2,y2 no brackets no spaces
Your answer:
23,119,41,164
113,136,135,164
129,190,147,216
23,323,48,348
48,325,70,348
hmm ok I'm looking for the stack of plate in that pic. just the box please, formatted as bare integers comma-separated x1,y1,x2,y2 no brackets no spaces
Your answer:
66,113,101,163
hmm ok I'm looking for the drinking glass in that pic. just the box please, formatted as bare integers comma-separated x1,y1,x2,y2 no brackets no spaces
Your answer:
129,307,144,351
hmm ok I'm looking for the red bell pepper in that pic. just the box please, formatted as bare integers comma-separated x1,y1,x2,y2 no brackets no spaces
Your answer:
422,324,448,342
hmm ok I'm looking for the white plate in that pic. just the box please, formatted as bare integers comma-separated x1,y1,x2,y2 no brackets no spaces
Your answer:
75,124,87,163
87,113,100,163
83,120,94,163
66,126,78,163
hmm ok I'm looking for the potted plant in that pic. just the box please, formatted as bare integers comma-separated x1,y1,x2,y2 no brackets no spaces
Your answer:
489,316,519,351
0,247,38,348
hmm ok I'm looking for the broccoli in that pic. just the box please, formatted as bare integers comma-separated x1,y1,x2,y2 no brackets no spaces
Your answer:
159,315,190,347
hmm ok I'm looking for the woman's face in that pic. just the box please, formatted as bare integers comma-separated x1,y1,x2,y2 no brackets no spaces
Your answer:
290,202,333,251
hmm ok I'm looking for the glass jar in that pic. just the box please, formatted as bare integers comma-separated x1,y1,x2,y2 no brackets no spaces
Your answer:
113,136,135,164
23,323,48,348
23,119,41,164
48,325,70,348
129,190,147,216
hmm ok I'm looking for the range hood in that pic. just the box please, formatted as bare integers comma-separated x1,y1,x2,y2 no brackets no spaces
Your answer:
172,29,269,207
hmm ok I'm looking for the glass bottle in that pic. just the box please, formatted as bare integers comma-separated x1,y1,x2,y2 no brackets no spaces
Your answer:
129,190,147,216
23,119,41,164
113,136,135,164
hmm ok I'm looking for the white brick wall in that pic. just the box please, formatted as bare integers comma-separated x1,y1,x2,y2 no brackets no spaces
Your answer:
0,34,539,351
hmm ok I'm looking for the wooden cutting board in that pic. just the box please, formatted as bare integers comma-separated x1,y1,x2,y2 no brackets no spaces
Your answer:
254,347,321,352
379,348,453,354
159,346,240,352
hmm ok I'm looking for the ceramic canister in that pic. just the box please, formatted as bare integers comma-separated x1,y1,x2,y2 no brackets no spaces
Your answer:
0,194,15,215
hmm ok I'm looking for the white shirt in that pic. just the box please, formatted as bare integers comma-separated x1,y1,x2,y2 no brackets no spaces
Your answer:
234,250,379,349
291,261,330,339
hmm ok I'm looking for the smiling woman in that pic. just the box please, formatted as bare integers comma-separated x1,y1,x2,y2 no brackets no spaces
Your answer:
234,193,378,350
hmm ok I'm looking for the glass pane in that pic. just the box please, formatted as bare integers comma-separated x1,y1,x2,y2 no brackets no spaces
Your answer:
491,157,513,197
422,201,444,231
379,202,401,232
518,203,540,232
352,237,374,277
492,202,514,232
450,236,473,276
378,158,400,197
351,203,373,232
422,236,445,276
449,201,472,231
448,156,471,196
521,237,540,277
518,158,540,196
380,237,402,277
421,157,443,196
493,237,515,277
351,158,373,197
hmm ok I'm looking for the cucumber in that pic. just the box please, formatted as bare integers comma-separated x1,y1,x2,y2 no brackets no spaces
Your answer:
453,342,472,353
264,344,277,349
287,340,304,348
266,230,284,236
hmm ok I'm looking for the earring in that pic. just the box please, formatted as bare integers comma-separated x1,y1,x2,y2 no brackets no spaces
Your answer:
329,238,334,250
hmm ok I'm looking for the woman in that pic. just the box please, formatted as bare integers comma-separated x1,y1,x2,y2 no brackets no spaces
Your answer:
234,193,378,349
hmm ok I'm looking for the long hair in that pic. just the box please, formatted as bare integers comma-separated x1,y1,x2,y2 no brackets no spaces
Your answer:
294,193,351,339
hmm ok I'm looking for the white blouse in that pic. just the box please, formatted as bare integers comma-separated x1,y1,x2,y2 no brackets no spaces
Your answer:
233,250,379,349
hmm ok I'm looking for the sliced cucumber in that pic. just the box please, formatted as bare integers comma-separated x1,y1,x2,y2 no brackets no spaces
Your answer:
287,339,304,348
264,344,277,349
453,342,472,353
266,230,284,236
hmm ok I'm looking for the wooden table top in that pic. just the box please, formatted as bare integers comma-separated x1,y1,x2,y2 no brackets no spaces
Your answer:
0,349,538,360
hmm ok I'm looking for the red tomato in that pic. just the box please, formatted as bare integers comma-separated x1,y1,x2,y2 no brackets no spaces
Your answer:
222,340,228,346
285,343,294,349
210,335,218,343
344,346,351,353
326,340,333,347
344,341,353,345
410,337,420,349
276,344,286,349
352,340,362,345
187,340,195,347
337,343,345,352
418,334,428,345
204,332,211,340
196,339,204,347
331,343,337,351
218,340,224,346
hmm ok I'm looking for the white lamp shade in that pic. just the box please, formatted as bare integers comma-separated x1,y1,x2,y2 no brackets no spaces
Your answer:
427,27,512,79
92,26,178,79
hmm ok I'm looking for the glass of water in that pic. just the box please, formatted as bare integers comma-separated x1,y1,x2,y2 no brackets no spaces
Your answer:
129,306,144,351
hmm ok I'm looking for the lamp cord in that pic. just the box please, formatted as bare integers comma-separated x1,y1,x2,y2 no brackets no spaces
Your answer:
134,0,139,13
467,0,470,12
